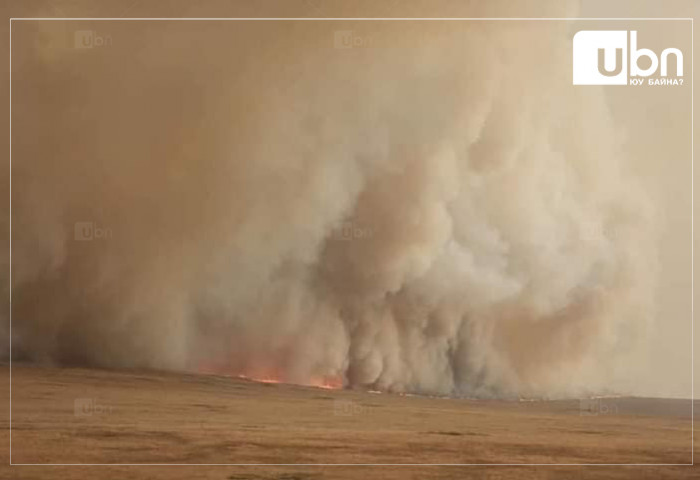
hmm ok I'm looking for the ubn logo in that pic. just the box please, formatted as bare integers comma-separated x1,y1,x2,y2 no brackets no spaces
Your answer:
74,30,112,49
74,222,112,241
573,30,683,85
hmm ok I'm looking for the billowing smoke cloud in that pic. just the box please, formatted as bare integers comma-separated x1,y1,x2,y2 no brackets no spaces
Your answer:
6,17,658,398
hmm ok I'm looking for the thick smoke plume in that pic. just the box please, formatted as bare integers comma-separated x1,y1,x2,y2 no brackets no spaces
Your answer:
7,19,657,398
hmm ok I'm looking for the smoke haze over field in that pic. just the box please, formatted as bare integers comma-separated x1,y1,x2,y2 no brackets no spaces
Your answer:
5,11,690,398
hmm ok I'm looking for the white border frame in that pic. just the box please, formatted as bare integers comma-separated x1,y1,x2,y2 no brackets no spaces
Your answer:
7,17,695,467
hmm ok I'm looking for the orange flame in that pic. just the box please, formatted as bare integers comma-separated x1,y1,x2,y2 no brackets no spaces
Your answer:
197,362,343,390
308,375,344,390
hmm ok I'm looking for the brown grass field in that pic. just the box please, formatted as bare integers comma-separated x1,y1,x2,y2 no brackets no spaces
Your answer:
0,364,696,479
